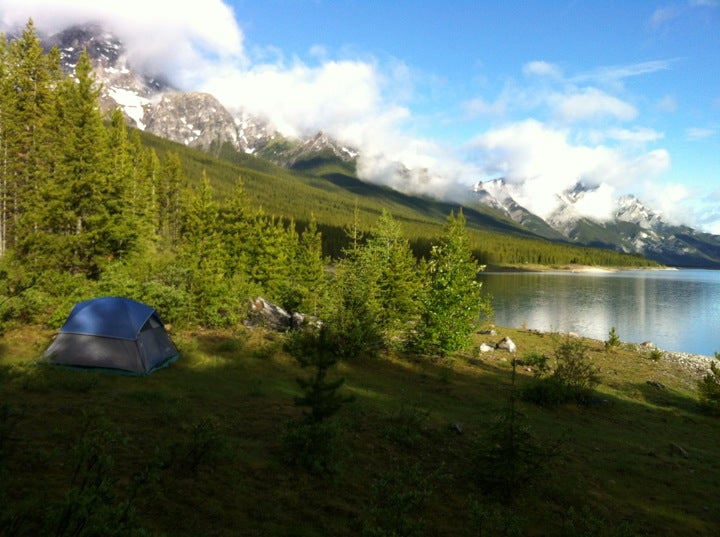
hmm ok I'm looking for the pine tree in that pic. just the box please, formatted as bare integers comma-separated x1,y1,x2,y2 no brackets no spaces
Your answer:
2,21,61,261
413,210,490,355
180,171,237,325
157,151,184,246
324,206,382,358
362,210,422,348
293,216,327,315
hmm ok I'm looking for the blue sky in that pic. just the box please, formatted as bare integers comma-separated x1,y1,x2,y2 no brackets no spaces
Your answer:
2,0,719,231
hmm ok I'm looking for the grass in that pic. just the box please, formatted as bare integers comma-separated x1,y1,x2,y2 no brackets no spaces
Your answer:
1,325,719,536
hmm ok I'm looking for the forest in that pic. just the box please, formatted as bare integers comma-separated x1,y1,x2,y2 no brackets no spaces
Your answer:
0,21,657,341
2,21,720,537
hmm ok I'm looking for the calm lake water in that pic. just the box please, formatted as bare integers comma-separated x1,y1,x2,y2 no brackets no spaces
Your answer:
478,269,720,357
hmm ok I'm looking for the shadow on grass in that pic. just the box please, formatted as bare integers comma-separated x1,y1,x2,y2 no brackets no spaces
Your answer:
633,381,704,416
4,327,720,537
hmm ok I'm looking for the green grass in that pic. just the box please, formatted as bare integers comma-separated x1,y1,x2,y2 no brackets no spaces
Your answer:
2,325,718,536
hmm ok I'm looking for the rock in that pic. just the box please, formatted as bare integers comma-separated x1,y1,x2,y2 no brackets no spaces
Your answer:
291,312,322,330
646,380,666,390
495,336,517,353
479,343,494,353
478,328,498,336
640,341,654,349
247,298,292,331
669,442,689,458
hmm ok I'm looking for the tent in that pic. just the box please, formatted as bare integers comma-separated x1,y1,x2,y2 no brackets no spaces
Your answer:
43,297,179,375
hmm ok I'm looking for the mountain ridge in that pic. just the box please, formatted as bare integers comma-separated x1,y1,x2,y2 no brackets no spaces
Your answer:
38,23,720,268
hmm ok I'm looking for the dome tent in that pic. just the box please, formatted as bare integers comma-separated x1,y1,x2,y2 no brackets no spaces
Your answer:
43,297,179,375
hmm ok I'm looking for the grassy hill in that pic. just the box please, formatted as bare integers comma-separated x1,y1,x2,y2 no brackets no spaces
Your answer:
2,325,718,536
141,132,658,267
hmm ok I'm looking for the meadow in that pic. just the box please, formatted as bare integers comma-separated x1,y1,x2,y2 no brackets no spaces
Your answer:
2,323,718,536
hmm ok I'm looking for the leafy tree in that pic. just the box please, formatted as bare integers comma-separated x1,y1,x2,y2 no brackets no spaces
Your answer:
412,210,490,355
522,338,601,406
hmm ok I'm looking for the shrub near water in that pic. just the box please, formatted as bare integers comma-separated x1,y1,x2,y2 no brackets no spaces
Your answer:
698,360,720,413
522,338,601,406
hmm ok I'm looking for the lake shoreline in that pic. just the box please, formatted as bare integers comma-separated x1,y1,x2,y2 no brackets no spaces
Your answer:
484,263,677,274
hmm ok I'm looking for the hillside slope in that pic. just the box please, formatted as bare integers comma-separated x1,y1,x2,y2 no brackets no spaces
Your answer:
141,131,657,267
2,325,718,536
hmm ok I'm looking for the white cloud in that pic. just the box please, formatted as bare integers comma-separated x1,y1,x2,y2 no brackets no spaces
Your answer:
657,94,678,112
522,60,562,78
587,127,664,145
685,127,715,140
0,0,245,87
469,119,670,220
551,87,638,123
649,5,682,27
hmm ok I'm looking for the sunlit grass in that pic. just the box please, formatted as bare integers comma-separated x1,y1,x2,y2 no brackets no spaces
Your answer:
1,323,718,536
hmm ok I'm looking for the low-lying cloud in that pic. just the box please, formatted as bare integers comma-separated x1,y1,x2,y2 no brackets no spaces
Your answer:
1,1,707,230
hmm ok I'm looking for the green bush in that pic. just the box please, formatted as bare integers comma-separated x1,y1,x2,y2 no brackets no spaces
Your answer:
282,419,344,474
522,339,601,406
605,326,621,349
381,402,430,448
698,362,720,413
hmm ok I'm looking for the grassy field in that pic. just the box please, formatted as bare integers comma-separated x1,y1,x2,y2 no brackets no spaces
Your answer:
1,324,719,536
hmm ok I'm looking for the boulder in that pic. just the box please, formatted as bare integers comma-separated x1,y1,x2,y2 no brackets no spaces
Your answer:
646,380,666,390
247,297,292,331
479,343,494,353
495,336,517,353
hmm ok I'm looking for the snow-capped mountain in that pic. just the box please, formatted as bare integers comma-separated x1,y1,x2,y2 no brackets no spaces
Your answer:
35,24,720,267
42,24,348,161
473,179,720,267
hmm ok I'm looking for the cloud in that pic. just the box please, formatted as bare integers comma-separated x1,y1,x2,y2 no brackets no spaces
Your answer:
587,127,664,145
685,127,715,140
468,119,670,220
649,5,682,27
0,0,245,87
657,94,678,112
551,87,637,123
522,61,562,78
572,60,675,90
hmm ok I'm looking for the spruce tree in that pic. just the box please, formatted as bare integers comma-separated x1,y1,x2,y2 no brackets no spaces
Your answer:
324,206,382,358
180,171,232,325
362,210,422,348
2,21,61,261
293,216,327,315
412,210,490,355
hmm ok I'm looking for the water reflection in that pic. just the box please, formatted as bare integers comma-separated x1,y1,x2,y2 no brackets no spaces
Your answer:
479,270,720,356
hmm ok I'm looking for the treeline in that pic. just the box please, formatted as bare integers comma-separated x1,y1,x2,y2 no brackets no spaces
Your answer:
0,21,491,356
140,128,658,269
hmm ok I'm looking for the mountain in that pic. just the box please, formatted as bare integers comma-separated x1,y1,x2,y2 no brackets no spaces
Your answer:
473,179,720,267
42,24,311,160
38,24,720,267
473,179,564,240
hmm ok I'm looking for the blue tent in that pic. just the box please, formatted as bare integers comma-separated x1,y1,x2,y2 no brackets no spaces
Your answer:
43,297,179,375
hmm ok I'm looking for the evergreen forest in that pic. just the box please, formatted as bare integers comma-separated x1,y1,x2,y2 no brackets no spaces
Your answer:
0,21,656,338
2,21,720,537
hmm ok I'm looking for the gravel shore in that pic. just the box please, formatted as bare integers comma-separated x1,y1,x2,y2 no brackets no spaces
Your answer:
660,350,717,378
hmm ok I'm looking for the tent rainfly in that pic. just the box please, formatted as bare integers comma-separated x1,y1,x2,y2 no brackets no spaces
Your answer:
43,297,179,375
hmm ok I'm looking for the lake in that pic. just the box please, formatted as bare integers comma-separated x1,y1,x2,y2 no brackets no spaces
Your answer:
478,269,720,357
